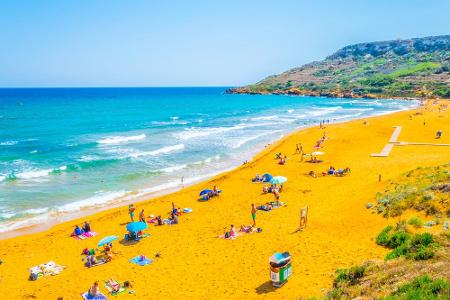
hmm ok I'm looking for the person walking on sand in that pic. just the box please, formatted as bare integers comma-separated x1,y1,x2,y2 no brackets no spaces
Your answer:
139,209,145,223
251,203,257,227
128,204,135,222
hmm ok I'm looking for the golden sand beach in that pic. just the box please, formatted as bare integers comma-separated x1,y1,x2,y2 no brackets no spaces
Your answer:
0,101,448,299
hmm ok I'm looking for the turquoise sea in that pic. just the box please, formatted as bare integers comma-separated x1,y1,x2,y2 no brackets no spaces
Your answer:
0,87,417,233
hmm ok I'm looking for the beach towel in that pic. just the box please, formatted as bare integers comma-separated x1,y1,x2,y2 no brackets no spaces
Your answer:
73,231,97,240
81,292,107,300
130,255,153,266
183,208,192,213
29,261,65,279
85,259,107,268
219,232,243,240
105,279,126,296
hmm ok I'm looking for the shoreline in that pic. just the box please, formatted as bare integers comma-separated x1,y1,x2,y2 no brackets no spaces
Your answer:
0,102,420,240
0,100,448,299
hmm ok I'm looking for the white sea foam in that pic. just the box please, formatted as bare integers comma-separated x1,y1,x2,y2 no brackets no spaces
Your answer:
98,134,146,145
287,109,294,113
231,131,281,149
57,190,129,213
30,150,38,154
127,144,185,158
250,115,278,121
161,164,187,173
0,141,18,146
23,207,49,215
170,116,179,120
15,168,54,180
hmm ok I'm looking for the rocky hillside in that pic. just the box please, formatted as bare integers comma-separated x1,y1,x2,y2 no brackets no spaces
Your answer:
227,35,450,99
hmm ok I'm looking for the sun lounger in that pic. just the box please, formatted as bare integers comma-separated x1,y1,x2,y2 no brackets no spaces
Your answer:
81,292,107,300
130,255,153,266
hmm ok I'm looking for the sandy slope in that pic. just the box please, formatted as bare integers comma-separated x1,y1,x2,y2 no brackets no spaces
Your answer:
0,101,448,299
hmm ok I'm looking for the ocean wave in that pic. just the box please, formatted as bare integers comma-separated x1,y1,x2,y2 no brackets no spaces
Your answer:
0,141,18,146
126,144,185,158
193,155,221,165
287,109,294,113
97,134,146,145
250,115,278,121
161,164,187,173
1,165,68,182
230,131,281,149
174,123,276,140
57,190,129,213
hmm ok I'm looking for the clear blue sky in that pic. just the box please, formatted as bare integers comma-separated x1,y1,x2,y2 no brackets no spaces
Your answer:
0,0,449,87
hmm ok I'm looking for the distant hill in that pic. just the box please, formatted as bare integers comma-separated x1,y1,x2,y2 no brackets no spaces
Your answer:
227,35,450,99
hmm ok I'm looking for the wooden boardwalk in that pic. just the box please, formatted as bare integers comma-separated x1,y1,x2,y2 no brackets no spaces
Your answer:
371,126,401,157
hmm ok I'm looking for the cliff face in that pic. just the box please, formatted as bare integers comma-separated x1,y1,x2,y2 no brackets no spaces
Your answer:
228,35,450,99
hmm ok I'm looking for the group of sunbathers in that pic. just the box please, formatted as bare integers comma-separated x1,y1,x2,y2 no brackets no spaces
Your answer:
82,242,113,267
72,221,92,236
148,202,181,226
201,185,221,200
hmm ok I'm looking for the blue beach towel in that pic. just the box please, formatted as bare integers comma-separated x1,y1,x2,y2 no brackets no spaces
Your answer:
81,292,107,300
183,208,192,213
130,256,153,266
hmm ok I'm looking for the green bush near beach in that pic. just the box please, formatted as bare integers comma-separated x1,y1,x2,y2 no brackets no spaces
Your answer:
382,275,450,300
375,225,439,261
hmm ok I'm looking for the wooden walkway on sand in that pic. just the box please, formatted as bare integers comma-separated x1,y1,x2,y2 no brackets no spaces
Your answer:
372,126,450,157
371,126,402,157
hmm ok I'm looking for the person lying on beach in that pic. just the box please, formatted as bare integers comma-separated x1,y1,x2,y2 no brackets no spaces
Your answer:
278,155,287,165
156,215,163,225
252,174,261,182
224,225,236,239
310,156,323,163
82,221,91,233
107,279,121,293
308,170,317,178
262,184,269,193
257,203,273,211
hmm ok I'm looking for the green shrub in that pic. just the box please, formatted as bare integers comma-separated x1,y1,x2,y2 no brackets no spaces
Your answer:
408,217,423,228
383,275,450,300
376,226,394,246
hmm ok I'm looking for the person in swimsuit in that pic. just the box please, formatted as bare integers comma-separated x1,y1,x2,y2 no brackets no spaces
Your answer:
128,204,135,222
139,209,145,223
251,203,257,227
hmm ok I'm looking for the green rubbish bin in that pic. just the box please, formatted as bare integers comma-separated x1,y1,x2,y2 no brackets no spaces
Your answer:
270,252,292,287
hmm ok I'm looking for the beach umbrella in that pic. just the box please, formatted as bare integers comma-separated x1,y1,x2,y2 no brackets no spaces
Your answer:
98,235,118,246
270,176,287,185
261,173,273,182
199,189,212,196
126,221,147,233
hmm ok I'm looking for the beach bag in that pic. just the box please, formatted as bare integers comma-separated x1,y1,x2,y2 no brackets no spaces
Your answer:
29,273,38,281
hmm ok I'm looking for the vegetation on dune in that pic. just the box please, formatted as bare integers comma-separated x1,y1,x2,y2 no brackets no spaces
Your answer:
383,275,450,300
376,223,439,261
372,164,450,219
318,164,450,299
228,35,450,99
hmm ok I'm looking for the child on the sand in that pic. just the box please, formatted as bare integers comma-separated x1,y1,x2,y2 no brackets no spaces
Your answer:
88,281,100,297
